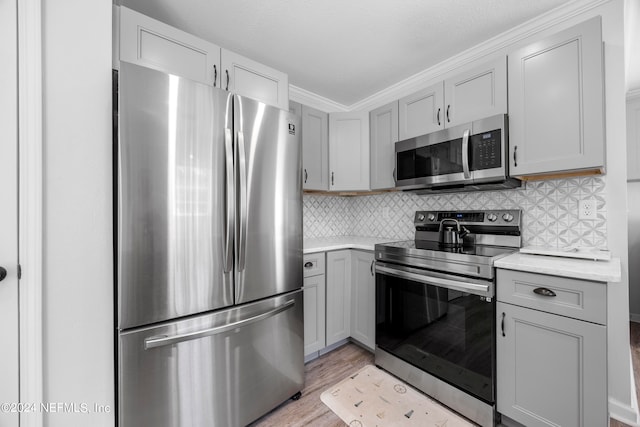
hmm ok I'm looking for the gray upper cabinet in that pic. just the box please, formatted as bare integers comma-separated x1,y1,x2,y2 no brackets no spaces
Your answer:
508,17,604,178
370,101,399,190
444,57,507,127
221,48,289,110
118,6,288,110
398,57,507,140
118,6,220,86
398,82,444,140
302,105,330,190
329,111,370,191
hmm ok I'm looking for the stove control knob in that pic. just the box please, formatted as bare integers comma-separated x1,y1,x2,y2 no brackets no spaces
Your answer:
502,213,514,222
417,214,426,222
427,213,436,222
487,213,498,222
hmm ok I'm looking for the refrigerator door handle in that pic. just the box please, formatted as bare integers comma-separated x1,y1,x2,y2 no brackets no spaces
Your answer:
237,130,248,272
143,299,296,350
223,128,234,273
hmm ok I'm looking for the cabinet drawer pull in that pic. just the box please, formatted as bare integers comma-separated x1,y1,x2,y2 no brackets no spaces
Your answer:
304,168,308,184
533,287,557,297
446,105,450,123
437,108,441,126
331,172,334,186
213,65,217,87
304,261,313,268
225,69,230,91
513,145,518,167
501,312,505,337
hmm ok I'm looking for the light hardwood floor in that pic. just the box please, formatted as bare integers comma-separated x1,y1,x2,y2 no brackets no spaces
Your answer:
252,322,640,426
250,343,373,426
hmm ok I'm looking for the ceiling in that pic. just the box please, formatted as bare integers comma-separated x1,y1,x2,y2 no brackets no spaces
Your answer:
121,0,573,107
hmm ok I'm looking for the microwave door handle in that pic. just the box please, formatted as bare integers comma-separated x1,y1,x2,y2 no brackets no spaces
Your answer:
462,129,471,179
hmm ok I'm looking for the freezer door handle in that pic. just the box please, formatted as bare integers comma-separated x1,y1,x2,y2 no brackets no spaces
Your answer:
144,299,296,350
237,130,248,272
223,128,234,273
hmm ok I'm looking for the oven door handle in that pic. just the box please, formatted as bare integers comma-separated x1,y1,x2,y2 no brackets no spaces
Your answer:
375,264,490,296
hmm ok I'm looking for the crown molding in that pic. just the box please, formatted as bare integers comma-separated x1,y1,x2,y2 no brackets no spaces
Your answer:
289,0,611,112
289,84,349,113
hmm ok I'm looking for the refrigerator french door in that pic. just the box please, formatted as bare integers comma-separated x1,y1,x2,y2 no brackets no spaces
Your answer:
116,62,303,427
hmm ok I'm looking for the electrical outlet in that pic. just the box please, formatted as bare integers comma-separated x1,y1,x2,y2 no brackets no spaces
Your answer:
578,199,597,220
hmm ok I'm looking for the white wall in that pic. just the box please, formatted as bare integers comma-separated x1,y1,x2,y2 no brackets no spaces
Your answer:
42,1,114,426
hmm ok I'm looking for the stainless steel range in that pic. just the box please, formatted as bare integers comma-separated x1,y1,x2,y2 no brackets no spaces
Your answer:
374,209,522,427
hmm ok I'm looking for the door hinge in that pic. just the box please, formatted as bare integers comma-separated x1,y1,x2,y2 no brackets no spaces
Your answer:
17,264,22,280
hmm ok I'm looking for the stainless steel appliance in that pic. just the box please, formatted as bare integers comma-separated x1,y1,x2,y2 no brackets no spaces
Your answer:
394,114,520,193
114,62,303,427
374,210,522,427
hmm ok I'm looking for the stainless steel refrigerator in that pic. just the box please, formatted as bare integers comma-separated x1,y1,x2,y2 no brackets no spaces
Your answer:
115,62,303,427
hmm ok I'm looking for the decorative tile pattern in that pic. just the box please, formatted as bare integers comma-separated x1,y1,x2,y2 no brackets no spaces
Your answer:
303,177,608,248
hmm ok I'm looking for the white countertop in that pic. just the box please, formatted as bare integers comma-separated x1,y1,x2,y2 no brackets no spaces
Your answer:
303,236,397,254
495,252,621,283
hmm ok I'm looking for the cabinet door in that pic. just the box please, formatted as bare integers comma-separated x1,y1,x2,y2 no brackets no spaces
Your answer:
326,250,352,346
329,111,370,191
221,49,289,110
302,105,330,190
303,274,326,356
398,82,444,140
370,101,398,190
497,302,607,427
119,6,220,86
444,57,507,127
508,17,604,177
350,251,375,350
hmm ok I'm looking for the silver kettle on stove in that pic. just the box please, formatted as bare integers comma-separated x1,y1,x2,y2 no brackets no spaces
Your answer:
439,219,470,246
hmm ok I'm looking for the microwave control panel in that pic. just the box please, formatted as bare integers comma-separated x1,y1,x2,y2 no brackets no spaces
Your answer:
470,129,501,171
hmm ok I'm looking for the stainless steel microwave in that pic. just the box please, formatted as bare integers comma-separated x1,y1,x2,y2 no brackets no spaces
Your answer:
395,114,518,191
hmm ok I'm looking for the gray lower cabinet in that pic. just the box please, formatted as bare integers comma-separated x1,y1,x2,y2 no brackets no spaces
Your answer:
326,250,352,346
303,253,326,356
350,250,375,350
496,269,607,427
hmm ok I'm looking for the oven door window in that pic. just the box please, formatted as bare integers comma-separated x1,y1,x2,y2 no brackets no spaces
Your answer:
376,272,495,403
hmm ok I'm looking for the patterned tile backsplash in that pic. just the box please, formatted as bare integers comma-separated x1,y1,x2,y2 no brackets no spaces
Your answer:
303,176,607,248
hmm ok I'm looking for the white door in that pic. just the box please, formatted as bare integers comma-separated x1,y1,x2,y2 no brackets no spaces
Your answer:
0,0,20,426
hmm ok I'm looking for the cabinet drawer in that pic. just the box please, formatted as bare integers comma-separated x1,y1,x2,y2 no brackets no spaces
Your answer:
497,269,606,325
303,253,325,277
